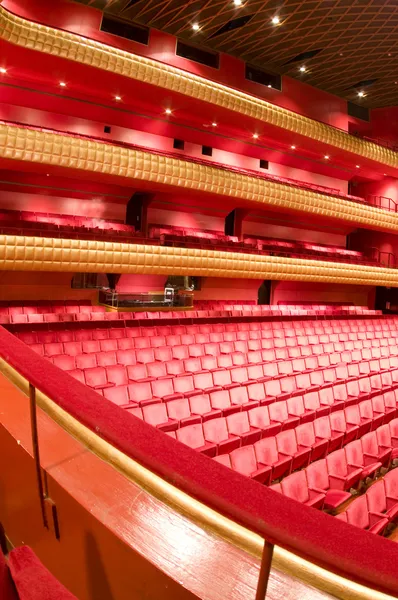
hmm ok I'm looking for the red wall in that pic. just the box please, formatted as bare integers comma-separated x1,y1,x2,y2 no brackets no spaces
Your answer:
3,0,349,131
355,177,398,210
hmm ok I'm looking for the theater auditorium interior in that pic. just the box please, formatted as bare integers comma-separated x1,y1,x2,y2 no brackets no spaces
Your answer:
1,0,398,599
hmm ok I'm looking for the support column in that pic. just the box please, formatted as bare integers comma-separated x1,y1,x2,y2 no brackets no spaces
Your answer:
224,208,250,240
125,192,153,236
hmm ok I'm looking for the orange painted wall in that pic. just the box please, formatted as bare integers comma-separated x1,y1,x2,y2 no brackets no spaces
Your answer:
0,272,96,302
271,281,373,307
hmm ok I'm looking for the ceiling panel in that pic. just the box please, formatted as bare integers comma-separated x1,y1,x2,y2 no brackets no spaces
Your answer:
73,0,398,108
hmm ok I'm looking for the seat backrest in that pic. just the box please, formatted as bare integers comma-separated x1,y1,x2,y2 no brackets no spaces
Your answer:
226,411,250,436
326,449,348,476
276,429,297,455
230,446,257,476
306,459,329,491
295,422,315,447
345,440,364,466
384,468,398,500
176,424,205,449
280,471,309,503
248,406,271,429
366,480,387,514
203,417,228,443
345,495,370,530
254,437,278,466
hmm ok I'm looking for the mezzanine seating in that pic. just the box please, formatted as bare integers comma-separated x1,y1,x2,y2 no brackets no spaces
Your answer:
12,309,398,537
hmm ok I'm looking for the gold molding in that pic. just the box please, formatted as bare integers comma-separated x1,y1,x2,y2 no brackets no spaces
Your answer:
0,5,397,169
1,233,398,286
1,122,398,232
0,356,395,600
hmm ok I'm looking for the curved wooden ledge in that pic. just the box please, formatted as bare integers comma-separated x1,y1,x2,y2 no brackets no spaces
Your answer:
0,4,397,169
1,234,398,287
1,123,397,233
0,356,395,600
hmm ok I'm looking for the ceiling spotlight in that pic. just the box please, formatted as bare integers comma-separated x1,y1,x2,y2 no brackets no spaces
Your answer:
268,84,272,88
358,91,365,97
324,155,329,160
299,66,306,72
192,22,200,31
291,145,296,149
356,165,360,168
59,81,66,87
115,95,122,101
165,108,172,115
271,16,280,25
211,122,217,127
234,0,243,5
253,133,259,139
0,68,7,74
339,53,343,56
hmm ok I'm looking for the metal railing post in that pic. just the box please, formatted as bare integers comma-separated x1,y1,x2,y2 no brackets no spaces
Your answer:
29,383,48,529
255,540,274,599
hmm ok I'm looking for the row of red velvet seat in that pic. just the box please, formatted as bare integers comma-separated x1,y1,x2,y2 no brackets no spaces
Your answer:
216,414,397,490
125,392,397,457
0,303,105,316
335,469,398,534
0,209,130,230
218,415,397,494
2,307,380,326
270,423,398,523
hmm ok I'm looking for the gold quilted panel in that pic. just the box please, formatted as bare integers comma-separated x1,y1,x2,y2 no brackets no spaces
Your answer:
0,5,397,169
1,234,398,287
1,122,398,233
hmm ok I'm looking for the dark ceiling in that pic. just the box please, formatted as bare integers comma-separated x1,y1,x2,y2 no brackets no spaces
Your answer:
73,0,398,109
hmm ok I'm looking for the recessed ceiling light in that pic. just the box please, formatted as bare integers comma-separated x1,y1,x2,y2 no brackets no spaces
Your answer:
395,81,398,85
253,133,259,139
115,95,122,101
388,53,392,57
271,16,280,25
267,84,272,88
324,155,329,160
165,108,172,115
192,22,200,31
356,165,360,168
234,0,243,6
291,145,296,149
46,173,50,177
358,91,365,97
59,81,66,87
339,53,343,56
299,66,306,72
211,122,217,127
0,68,7,74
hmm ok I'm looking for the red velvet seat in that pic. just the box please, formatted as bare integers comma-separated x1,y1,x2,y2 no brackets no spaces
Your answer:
176,423,217,456
295,422,328,462
254,437,292,481
326,449,363,491
203,417,240,454
166,398,201,426
330,410,358,445
344,440,382,480
363,429,393,466
247,406,281,437
228,446,271,484
103,385,130,406
189,394,222,421
276,429,311,471
142,403,178,431
305,459,351,511
269,401,300,430
84,366,114,390
278,471,325,509
336,495,389,535
367,478,398,524
226,411,261,445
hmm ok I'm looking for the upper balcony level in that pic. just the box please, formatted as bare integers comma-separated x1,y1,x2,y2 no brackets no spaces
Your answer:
1,0,398,178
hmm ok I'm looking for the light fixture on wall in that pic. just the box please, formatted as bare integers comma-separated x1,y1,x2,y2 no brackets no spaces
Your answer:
59,81,66,87
0,67,7,74
252,133,259,139
165,108,172,115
